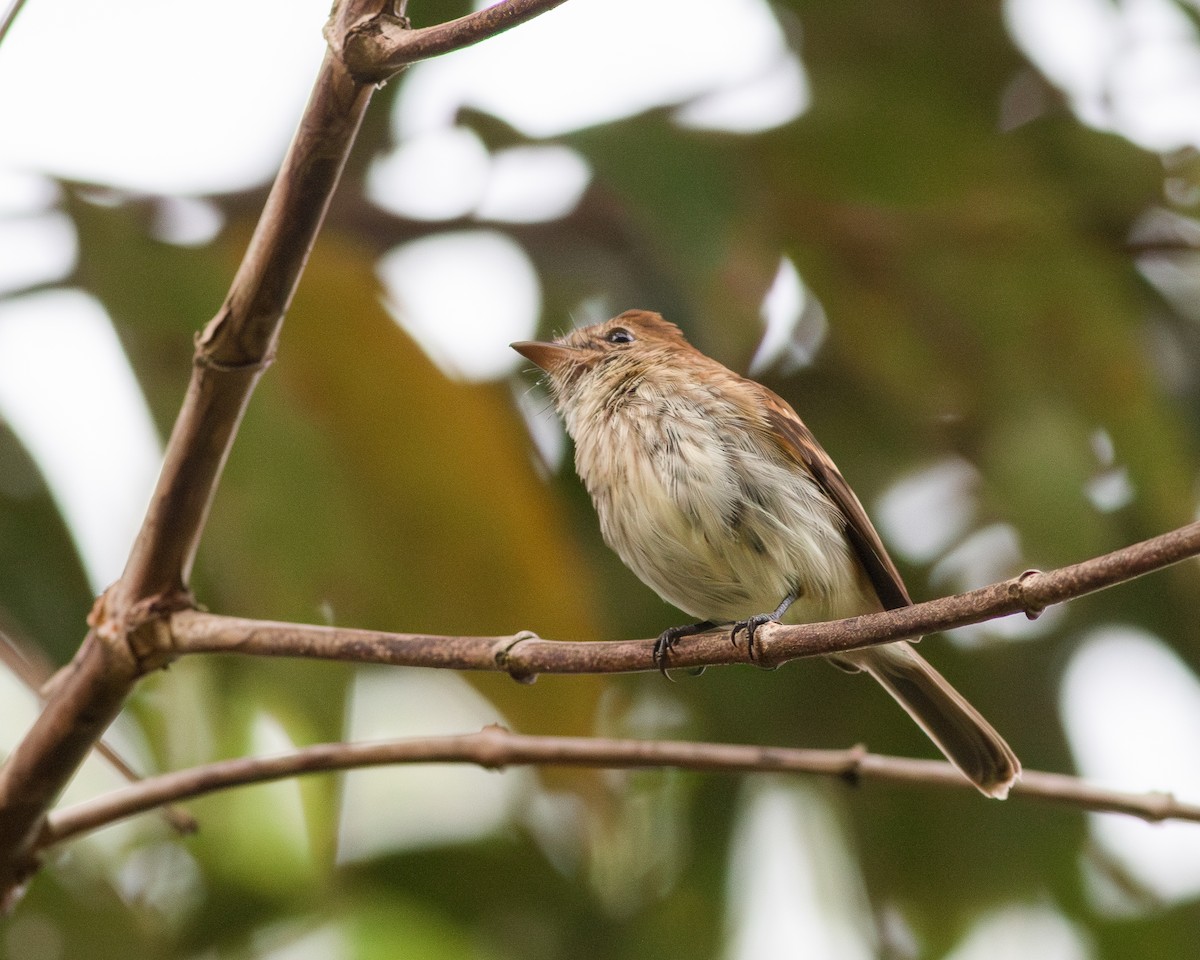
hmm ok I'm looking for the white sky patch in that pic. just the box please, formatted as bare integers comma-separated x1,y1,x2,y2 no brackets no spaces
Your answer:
675,51,811,133
1004,0,1120,129
751,255,803,374
367,126,491,222
1005,0,1200,152
0,663,40,757
395,0,806,139
1084,468,1134,513
1132,208,1200,327
1084,433,1135,513
944,903,1092,960
477,145,592,223
0,169,59,216
244,712,313,863
876,458,980,564
511,380,567,476
929,523,1064,644
149,196,225,248
255,921,351,960
1062,627,1200,903
750,255,827,376
0,289,162,591
115,841,204,925
929,523,1023,596
0,0,330,194
378,230,541,381
725,783,875,960
0,213,77,296
337,669,528,862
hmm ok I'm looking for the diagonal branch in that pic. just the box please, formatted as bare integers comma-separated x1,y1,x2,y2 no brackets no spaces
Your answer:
0,0,28,48
38,725,1200,850
0,25,384,896
169,521,1200,678
340,0,572,83
0,627,195,835
0,0,578,908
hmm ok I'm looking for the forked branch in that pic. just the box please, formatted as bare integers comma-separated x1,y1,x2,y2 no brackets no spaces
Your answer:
0,0,576,907
340,0,572,82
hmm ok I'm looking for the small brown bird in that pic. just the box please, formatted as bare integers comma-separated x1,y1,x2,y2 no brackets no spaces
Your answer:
512,309,1020,798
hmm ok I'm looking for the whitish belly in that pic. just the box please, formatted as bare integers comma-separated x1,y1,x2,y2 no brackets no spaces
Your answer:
582,416,874,625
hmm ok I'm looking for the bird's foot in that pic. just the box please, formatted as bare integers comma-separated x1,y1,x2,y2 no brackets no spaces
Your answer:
730,612,780,660
652,620,716,676
730,590,798,660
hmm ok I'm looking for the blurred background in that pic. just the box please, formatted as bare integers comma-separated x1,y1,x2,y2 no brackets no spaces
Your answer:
2,0,1200,956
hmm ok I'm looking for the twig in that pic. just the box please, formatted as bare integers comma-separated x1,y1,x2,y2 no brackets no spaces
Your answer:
0,0,29,48
0,23,383,891
0,0,576,905
340,0,572,83
38,725,1200,849
170,521,1200,678
0,629,196,835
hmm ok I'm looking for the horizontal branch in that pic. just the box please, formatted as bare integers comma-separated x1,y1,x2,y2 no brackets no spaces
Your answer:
341,0,571,83
39,725,1200,849
171,521,1200,678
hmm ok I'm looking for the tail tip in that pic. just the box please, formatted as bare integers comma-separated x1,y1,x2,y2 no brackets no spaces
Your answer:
976,763,1021,800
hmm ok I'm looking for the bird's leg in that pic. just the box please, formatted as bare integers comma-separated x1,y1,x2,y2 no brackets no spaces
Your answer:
731,589,798,660
653,620,718,675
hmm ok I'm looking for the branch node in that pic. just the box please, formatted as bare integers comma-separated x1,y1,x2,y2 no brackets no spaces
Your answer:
748,621,786,671
86,585,192,676
1144,790,1178,822
127,615,178,675
839,743,868,788
493,631,541,684
1013,569,1047,620
475,724,512,770
341,14,412,84
337,0,572,86
194,345,277,376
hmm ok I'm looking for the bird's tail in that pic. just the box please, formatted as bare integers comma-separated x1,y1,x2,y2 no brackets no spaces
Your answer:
835,641,1021,798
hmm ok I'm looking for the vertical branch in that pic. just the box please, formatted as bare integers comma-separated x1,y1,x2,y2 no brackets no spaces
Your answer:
0,1,387,902
115,49,376,606
0,0,30,48
0,0,577,907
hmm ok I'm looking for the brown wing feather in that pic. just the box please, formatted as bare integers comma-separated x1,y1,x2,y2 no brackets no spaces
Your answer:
753,383,912,611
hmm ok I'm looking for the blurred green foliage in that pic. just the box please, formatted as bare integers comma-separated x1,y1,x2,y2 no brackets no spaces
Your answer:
3,0,1200,957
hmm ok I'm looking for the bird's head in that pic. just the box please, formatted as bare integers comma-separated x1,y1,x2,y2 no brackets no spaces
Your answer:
511,310,691,408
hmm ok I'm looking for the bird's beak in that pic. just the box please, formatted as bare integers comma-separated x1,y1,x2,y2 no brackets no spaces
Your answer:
511,340,577,373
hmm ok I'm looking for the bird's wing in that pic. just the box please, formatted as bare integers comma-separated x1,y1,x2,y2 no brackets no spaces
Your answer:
755,384,912,611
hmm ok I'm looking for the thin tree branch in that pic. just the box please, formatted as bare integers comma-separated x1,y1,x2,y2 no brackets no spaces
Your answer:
0,628,196,835
170,521,1200,678
0,0,396,903
0,0,29,48
340,0,572,83
0,0,580,906
38,725,1200,849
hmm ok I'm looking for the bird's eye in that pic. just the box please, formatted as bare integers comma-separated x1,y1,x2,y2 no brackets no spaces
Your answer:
605,328,635,345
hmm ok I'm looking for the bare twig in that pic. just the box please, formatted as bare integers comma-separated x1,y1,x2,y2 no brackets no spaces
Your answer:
0,0,578,907
0,628,196,835
0,0,392,902
38,725,1200,849
340,0,571,83
170,521,1200,678
0,0,29,48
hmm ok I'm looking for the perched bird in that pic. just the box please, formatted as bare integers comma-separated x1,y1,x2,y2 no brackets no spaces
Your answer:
512,309,1020,798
